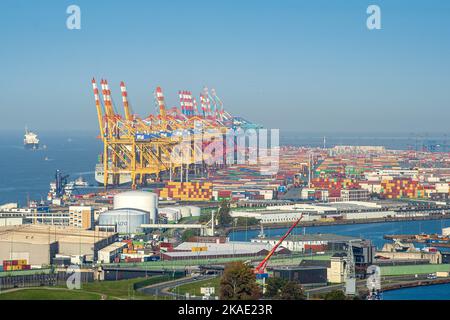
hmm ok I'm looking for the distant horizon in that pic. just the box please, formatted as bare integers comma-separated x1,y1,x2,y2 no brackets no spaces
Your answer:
1,0,450,132
1,128,449,136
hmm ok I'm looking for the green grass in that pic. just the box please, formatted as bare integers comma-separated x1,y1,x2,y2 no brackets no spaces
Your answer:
0,268,52,277
0,288,102,300
0,276,178,300
381,264,450,276
80,276,174,300
268,254,332,266
133,274,185,290
178,216,200,224
172,276,221,297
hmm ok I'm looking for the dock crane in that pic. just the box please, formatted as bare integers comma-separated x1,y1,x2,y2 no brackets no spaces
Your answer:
254,215,303,276
92,77,261,189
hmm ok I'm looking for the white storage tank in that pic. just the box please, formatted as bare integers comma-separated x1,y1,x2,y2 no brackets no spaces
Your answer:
113,191,158,223
186,206,201,217
179,206,191,218
158,208,180,222
98,209,149,234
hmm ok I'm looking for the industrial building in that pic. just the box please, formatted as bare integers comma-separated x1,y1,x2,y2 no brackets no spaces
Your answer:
377,243,442,264
97,242,128,263
69,206,94,229
0,225,117,266
231,201,401,223
271,266,328,287
352,240,376,276
251,234,361,253
326,241,376,283
161,241,290,261
340,189,370,202
328,253,347,283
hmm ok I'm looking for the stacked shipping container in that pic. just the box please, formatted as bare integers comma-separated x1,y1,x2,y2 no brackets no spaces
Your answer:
381,178,426,199
2,259,31,271
310,178,361,198
158,182,213,201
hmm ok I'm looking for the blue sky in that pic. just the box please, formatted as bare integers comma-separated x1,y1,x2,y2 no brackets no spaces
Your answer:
0,0,449,133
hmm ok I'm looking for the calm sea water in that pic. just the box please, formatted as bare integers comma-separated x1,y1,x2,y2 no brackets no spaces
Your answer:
0,130,448,205
280,131,450,151
0,130,102,205
229,219,450,250
383,283,450,300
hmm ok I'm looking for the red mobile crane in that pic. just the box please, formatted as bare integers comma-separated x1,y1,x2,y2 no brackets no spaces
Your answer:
254,215,303,275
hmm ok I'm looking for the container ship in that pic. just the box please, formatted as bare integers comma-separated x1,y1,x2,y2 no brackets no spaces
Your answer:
95,163,132,186
23,127,39,149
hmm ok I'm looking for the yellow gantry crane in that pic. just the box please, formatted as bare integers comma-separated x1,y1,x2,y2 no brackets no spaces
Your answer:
92,78,229,189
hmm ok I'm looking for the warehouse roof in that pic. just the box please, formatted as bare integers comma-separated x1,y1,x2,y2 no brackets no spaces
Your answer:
98,242,127,253
0,232,54,245
0,225,116,244
174,241,279,252
324,201,381,210
299,260,331,268
163,246,286,258
271,265,327,271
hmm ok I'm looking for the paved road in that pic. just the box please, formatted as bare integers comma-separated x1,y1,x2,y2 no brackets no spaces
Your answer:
139,275,217,300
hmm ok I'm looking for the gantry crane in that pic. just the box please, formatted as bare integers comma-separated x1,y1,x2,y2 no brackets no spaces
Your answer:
92,78,234,189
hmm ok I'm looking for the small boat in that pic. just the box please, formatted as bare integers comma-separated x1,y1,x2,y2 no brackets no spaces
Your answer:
257,223,266,239
74,176,89,187
24,126,39,149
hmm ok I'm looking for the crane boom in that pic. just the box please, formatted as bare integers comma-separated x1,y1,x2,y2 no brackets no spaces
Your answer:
120,81,132,121
155,86,167,130
91,78,104,138
254,215,303,274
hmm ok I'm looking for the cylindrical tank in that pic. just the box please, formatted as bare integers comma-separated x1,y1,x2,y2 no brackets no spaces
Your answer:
158,208,180,222
113,191,158,223
179,206,191,218
186,206,201,217
98,209,148,234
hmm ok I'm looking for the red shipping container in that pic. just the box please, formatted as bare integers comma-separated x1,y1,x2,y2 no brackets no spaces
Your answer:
305,244,327,252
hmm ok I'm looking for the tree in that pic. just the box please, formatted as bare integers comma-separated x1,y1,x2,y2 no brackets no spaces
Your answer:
217,200,232,227
279,281,305,300
235,217,259,227
181,229,199,242
265,278,305,300
199,212,211,223
220,261,262,300
265,277,287,298
322,290,347,300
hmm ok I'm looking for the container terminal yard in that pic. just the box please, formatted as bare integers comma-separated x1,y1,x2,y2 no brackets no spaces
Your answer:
0,81,449,300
